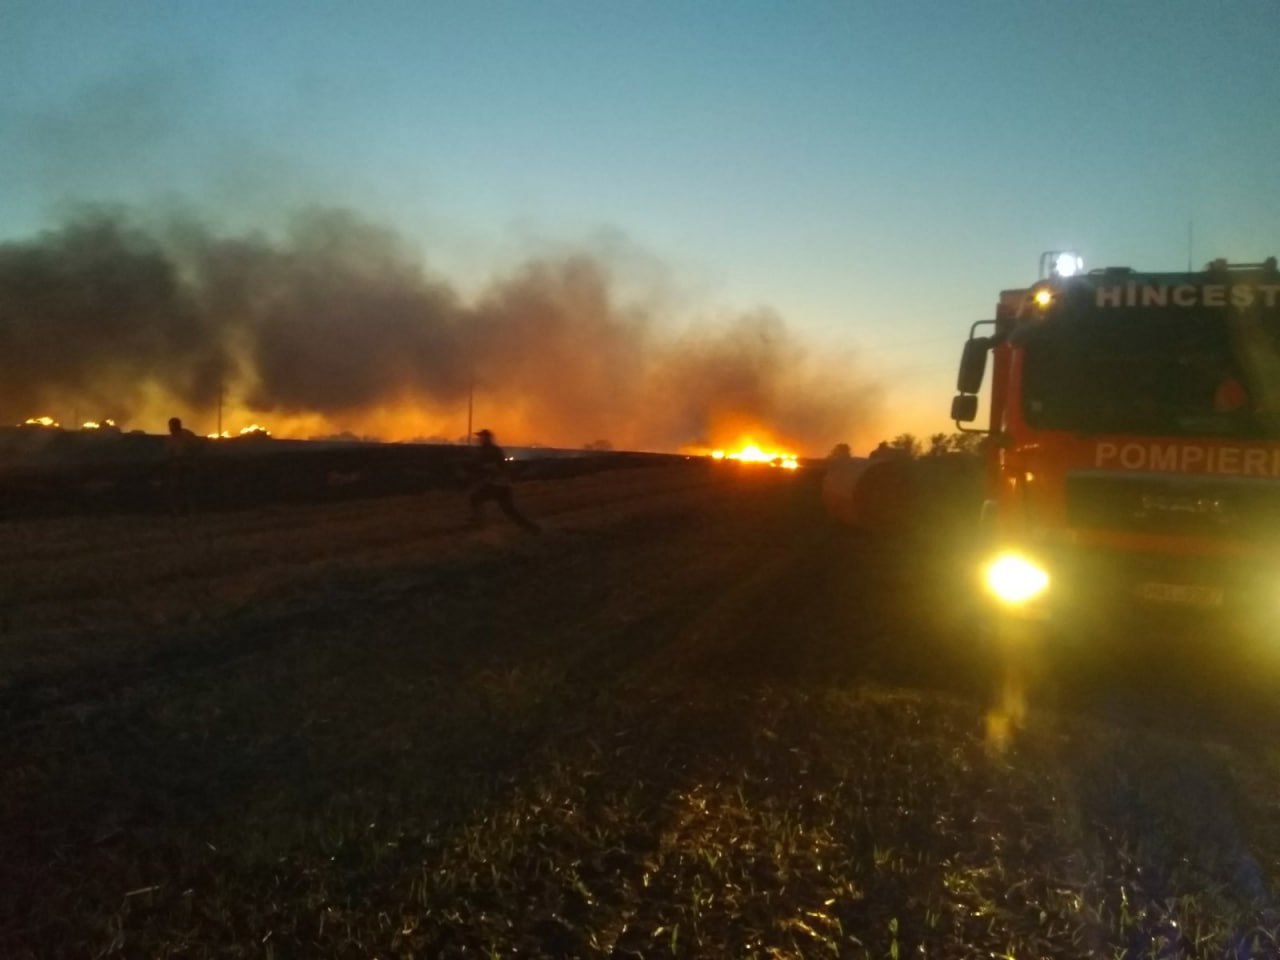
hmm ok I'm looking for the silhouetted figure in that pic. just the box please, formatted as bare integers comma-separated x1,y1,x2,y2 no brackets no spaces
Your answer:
468,429,540,533
1155,348,1251,421
165,416,200,515
1213,371,1249,413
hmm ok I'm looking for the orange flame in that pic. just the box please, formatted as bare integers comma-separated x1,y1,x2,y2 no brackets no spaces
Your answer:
682,411,804,467
206,424,271,439
711,445,800,469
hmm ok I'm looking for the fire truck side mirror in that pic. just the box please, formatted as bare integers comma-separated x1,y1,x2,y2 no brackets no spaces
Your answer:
956,336,992,395
950,393,979,423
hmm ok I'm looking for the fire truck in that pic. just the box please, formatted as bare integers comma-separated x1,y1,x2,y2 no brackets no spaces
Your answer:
951,253,1280,631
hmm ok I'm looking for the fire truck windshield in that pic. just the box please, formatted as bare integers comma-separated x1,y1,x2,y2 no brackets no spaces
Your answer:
1019,304,1280,438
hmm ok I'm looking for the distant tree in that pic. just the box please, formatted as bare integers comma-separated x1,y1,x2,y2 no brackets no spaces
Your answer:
889,433,923,458
946,431,984,455
828,442,852,459
920,431,984,457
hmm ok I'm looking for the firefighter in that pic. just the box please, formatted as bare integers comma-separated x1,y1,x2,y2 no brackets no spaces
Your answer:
164,416,200,515
1190,352,1250,414
1213,371,1249,413
468,429,540,533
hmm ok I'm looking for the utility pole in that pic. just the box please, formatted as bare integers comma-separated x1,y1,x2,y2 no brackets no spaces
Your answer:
466,374,474,446
465,322,476,445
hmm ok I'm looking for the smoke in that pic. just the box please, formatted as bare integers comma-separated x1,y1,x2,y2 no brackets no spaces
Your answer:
0,212,223,419
0,206,882,453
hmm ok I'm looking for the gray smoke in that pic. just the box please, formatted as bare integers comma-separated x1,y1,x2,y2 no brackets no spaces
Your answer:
0,206,881,451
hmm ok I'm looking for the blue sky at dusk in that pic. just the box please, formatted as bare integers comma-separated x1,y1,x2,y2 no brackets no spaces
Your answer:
3,0,1277,445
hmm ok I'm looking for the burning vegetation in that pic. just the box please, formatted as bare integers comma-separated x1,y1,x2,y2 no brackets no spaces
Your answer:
205,424,271,440
709,444,800,469
0,208,881,454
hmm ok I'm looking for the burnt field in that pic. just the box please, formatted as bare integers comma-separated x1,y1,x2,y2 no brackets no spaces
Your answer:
4,463,1280,958
0,428,692,519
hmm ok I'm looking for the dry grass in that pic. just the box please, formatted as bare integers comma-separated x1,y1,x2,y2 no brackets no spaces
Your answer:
3,464,1280,958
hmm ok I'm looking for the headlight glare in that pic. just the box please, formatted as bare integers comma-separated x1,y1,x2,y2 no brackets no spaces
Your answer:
985,552,1050,605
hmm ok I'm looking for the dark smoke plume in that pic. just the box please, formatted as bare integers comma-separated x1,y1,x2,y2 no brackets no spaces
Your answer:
0,206,881,452
0,213,223,419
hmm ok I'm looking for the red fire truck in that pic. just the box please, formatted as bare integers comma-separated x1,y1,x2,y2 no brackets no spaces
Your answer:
952,253,1280,631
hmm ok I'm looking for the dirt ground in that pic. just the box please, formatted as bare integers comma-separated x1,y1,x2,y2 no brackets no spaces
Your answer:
4,463,1280,958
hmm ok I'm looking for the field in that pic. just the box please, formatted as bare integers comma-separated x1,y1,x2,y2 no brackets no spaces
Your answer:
5,462,1280,958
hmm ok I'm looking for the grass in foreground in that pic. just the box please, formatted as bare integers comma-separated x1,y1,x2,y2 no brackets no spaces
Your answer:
4,470,1280,958
10,673,1280,959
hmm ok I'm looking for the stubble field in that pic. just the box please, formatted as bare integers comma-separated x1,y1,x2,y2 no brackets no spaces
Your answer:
4,462,1280,958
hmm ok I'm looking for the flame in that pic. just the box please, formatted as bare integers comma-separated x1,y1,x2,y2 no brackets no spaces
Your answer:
204,427,270,442
81,419,116,430
708,442,800,470
206,424,271,439
683,412,803,467
22,416,60,428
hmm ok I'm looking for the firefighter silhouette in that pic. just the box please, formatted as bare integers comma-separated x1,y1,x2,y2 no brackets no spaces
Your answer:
1180,349,1250,415
1213,371,1249,413
164,417,200,515
468,429,540,533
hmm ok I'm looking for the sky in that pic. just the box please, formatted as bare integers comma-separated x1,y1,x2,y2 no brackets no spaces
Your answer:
2,0,1277,451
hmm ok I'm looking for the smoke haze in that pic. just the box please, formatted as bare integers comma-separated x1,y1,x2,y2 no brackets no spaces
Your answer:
0,207,881,454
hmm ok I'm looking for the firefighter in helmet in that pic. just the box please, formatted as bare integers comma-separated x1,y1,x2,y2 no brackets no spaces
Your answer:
468,429,540,533
164,416,201,515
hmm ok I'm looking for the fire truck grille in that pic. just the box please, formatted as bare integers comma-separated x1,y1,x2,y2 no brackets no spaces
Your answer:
1066,472,1280,541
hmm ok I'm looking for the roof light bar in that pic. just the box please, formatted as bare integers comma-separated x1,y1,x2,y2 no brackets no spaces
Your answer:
1039,251,1084,279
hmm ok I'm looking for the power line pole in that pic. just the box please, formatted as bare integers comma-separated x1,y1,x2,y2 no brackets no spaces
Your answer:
466,373,474,446
465,323,476,445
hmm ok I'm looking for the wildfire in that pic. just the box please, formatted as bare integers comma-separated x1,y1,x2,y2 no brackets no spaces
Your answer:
81,419,116,430
207,424,272,439
710,444,800,470
22,416,60,428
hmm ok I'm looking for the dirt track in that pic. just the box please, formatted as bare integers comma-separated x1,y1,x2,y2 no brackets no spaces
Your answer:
4,463,1280,958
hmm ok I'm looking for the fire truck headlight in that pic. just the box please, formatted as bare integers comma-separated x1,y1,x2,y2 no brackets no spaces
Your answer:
984,552,1050,606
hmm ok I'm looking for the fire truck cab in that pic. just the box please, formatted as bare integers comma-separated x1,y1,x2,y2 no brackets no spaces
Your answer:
952,253,1280,632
